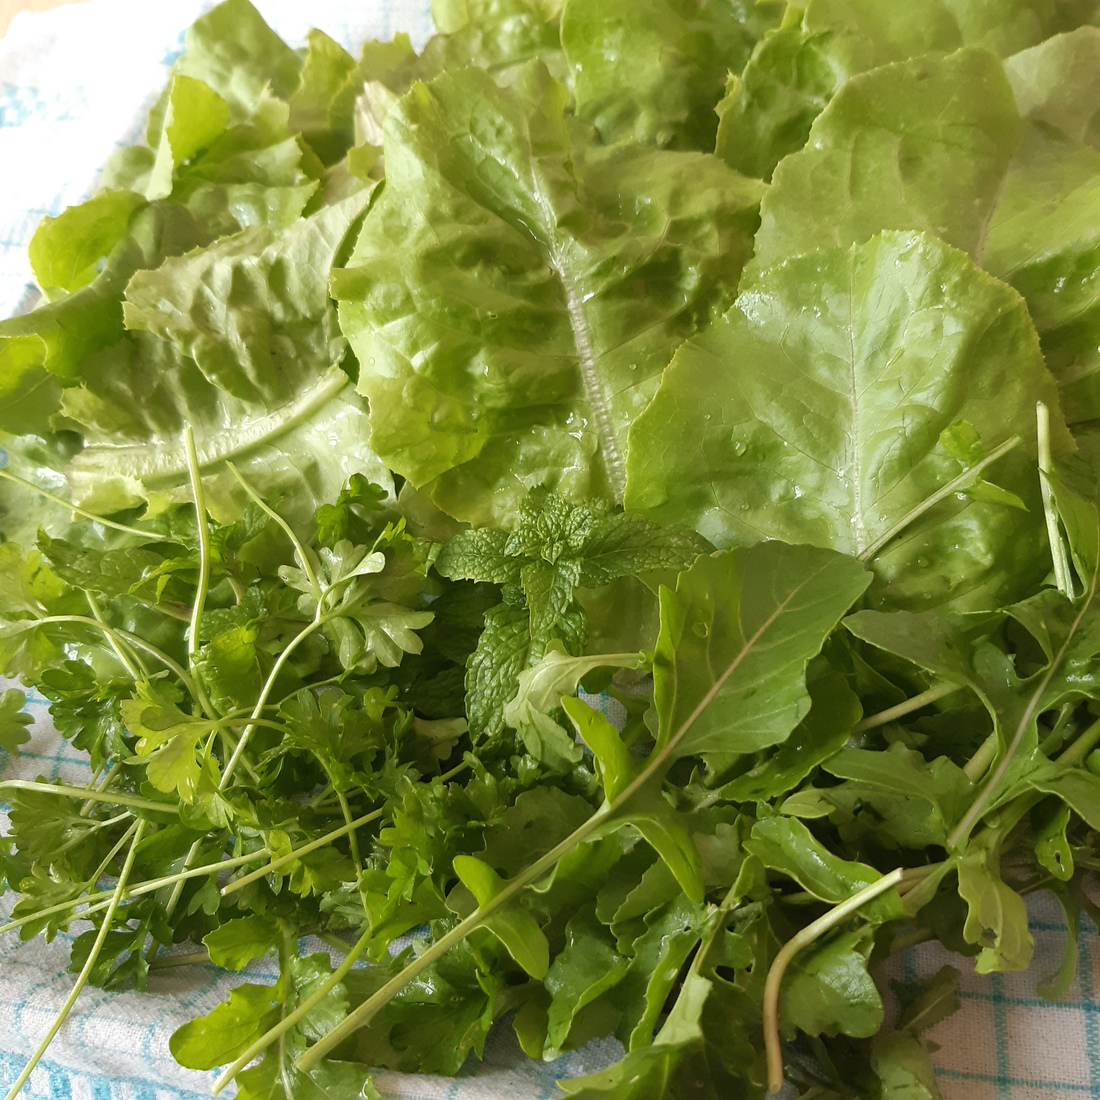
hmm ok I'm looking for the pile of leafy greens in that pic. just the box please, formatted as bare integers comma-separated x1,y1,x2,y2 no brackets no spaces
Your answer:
3,0,1100,1096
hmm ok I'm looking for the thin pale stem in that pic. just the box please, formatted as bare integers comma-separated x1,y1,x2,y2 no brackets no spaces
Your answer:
0,468,153,537
80,762,122,818
148,950,210,970
220,614,332,788
184,427,216,719
1037,401,1074,598
0,848,268,937
859,436,1021,562
33,616,197,698
3,819,145,1100
213,922,377,1092
336,789,362,872
853,682,962,732
228,462,322,603
0,780,171,813
763,867,905,1095
221,807,385,896
86,592,146,679
948,565,1099,850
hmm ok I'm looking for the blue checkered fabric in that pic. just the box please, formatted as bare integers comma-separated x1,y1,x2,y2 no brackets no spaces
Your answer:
1,3,1098,1097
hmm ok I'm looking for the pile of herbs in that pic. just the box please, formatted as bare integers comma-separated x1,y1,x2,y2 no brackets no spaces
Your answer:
2,0,1100,1096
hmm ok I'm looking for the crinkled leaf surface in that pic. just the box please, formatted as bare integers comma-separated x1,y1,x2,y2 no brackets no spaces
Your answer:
333,62,764,524
28,190,147,297
561,0,780,150
716,0,1078,182
61,192,389,524
751,49,1019,271
627,231,1067,610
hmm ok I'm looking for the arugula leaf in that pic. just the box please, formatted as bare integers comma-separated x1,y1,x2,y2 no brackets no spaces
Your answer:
780,929,883,1039
957,830,1034,972
171,982,283,1069
562,697,703,901
652,545,869,774
745,816,905,923
543,906,628,1057
453,854,550,977
203,914,281,970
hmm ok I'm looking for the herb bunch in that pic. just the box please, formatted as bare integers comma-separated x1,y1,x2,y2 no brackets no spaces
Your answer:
3,0,1100,1098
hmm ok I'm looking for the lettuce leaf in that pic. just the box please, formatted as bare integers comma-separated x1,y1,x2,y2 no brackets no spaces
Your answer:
61,191,387,524
625,230,1068,610
333,62,764,525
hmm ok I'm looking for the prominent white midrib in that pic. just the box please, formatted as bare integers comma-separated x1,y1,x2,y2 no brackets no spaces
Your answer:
526,149,626,503
68,366,351,487
550,247,627,503
847,268,867,556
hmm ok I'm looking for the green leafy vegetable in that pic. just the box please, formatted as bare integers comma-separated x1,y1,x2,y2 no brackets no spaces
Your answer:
4,1,1100,1098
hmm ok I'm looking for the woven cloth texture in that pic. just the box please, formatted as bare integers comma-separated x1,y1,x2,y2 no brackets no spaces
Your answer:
1,2,1098,1097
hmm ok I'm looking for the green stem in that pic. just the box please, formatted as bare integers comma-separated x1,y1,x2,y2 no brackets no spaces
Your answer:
0,847,273,937
336,789,362,872
0,780,171,813
762,867,905,1096
0,469,153,538
184,426,216,719
147,950,210,970
228,462,322,604
277,922,296,1097
296,806,611,1072
1058,716,1100,768
80,819,138,875
964,731,999,783
33,615,197,698
86,592,146,679
221,806,385,896
298,612,812,1071
858,435,1021,562
220,613,332,788
213,922,377,1093
1037,401,1074,598
853,682,962,732
80,762,122,818
948,567,1099,850
3,820,145,1100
